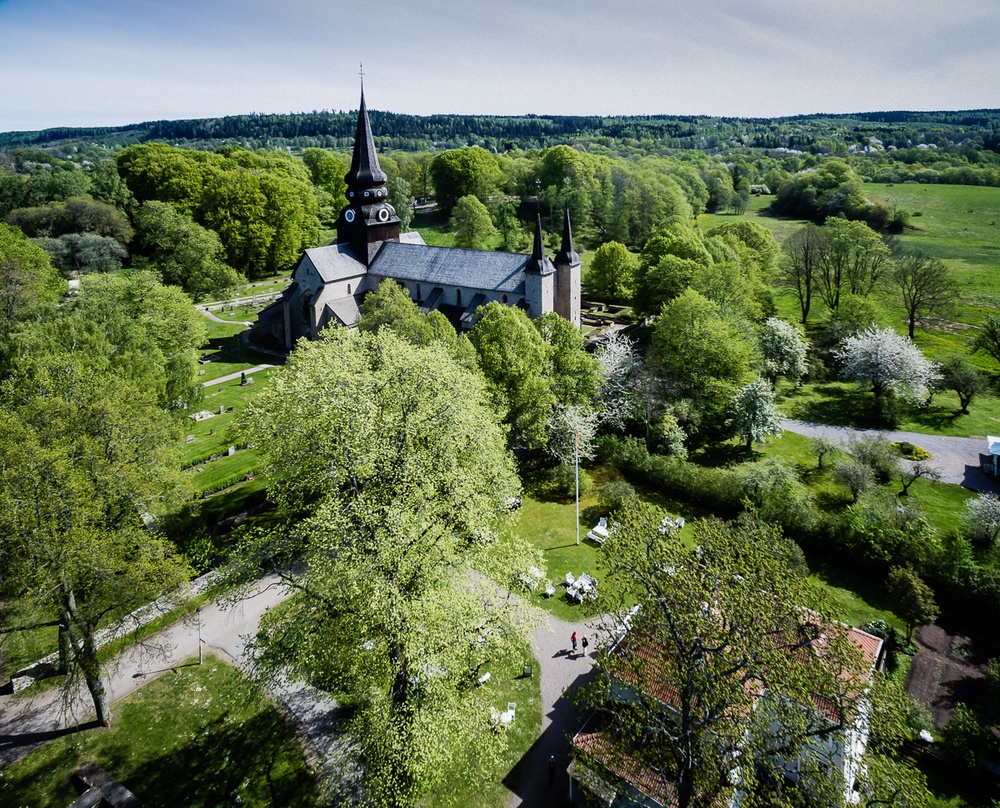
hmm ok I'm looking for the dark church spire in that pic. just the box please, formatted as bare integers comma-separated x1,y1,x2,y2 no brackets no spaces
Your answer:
526,212,554,276
345,85,387,190
336,76,400,265
555,207,580,267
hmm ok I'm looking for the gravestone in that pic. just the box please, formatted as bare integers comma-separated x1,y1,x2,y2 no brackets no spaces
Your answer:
219,405,225,415
240,372,247,386
228,446,236,456
198,369,206,376
186,435,195,443
209,428,214,436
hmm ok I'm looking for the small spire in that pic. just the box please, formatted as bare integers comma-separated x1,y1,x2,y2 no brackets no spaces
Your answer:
556,207,580,266
532,213,545,261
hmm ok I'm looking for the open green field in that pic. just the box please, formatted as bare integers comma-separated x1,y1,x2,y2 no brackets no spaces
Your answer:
0,657,320,808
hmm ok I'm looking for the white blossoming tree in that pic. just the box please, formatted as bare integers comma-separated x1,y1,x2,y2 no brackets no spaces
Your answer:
730,376,784,452
835,325,938,404
759,316,809,386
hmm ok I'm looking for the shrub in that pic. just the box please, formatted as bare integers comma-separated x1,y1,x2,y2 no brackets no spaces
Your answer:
600,480,637,514
548,463,591,500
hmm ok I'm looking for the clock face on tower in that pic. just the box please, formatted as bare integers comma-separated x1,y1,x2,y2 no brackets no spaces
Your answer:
344,209,356,223
377,207,389,222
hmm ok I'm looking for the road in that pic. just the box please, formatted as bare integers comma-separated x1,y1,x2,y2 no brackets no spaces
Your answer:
781,418,1000,493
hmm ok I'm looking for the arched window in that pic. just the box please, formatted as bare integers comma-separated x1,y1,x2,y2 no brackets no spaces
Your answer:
347,284,352,295
416,283,421,300
502,294,508,304
456,288,462,306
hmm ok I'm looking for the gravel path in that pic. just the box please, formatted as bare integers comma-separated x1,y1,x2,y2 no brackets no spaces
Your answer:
781,418,1000,493
201,364,276,387
0,575,348,775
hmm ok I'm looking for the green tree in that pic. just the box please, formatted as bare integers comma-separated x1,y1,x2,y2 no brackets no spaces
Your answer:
430,147,502,215
387,176,414,232
935,354,986,415
33,233,128,275
0,361,190,726
886,565,939,642
534,311,601,407
969,312,1000,367
7,195,133,245
649,288,756,400
0,222,65,330
301,147,349,203
449,195,497,250
586,240,636,302
582,508,867,808
891,250,956,339
469,302,555,449
132,201,244,299
817,218,891,312
238,330,538,807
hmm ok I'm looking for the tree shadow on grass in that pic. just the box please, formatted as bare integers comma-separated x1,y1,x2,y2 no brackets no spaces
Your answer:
121,708,320,808
905,403,964,432
787,384,881,428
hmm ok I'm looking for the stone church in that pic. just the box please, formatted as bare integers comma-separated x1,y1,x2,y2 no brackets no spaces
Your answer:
255,87,581,352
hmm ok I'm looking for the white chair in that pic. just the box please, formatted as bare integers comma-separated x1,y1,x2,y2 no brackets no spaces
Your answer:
477,672,491,685
587,517,610,545
544,582,556,598
565,572,576,586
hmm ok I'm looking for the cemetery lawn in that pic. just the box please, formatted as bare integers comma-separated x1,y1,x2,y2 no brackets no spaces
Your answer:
0,657,320,808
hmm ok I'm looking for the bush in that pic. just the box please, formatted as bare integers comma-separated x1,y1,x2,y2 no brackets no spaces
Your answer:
548,463,592,500
849,434,900,484
600,480,637,514
894,441,930,461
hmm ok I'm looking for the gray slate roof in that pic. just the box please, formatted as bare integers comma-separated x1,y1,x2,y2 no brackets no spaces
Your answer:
302,244,366,283
371,242,528,294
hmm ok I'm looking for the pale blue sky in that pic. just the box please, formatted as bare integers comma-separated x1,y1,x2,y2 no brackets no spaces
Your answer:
1,0,997,132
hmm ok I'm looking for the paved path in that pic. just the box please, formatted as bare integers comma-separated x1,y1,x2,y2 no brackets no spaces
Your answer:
505,610,601,807
0,575,320,768
781,418,1000,493
201,363,276,387
199,306,253,326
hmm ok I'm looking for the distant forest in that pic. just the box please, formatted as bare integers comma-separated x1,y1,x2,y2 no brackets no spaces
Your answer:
3,108,1000,157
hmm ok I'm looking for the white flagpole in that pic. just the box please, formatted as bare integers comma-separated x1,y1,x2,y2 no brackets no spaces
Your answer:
575,426,580,546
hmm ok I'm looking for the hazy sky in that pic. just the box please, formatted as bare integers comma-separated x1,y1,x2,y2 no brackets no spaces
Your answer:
2,0,997,132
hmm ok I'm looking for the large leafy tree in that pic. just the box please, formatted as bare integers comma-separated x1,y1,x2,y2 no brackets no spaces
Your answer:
586,240,637,302
650,289,756,401
448,194,497,250
132,201,244,299
0,222,65,331
430,147,502,215
779,224,825,324
891,250,956,339
581,509,869,808
0,360,189,726
469,301,555,449
238,330,538,807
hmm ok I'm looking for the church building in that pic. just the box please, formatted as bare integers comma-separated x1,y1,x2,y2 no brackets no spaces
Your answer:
255,86,581,352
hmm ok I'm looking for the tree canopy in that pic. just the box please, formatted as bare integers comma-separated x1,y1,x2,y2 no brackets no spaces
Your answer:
238,329,538,806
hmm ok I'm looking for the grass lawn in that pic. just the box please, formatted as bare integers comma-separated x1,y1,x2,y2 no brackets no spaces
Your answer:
0,657,320,808
426,643,542,808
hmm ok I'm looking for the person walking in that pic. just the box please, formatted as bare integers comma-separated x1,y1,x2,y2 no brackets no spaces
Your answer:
571,631,578,653
581,636,589,656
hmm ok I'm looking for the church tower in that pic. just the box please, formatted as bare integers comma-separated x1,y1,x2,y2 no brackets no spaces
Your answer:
524,213,555,320
336,83,400,265
554,208,581,328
